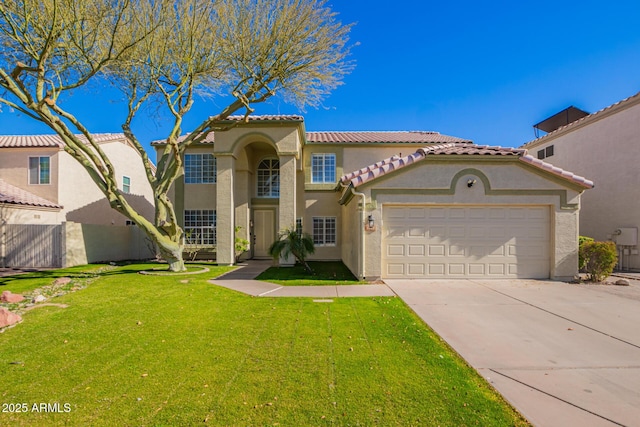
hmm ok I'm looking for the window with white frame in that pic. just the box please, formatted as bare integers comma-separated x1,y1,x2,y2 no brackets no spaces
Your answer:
123,176,131,194
184,154,216,184
312,217,336,246
184,210,216,245
29,156,50,185
257,158,279,197
311,153,336,183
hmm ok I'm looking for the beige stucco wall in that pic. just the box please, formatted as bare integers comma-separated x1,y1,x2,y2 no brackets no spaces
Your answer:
0,204,62,224
523,100,640,269
0,147,60,204
62,222,154,266
340,197,362,276
344,160,583,280
303,191,342,260
59,140,155,226
342,146,420,175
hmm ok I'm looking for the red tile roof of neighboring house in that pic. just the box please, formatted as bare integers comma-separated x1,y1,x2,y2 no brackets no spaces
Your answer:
0,179,62,209
340,144,594,189
306,131,471,144
0,133,128,148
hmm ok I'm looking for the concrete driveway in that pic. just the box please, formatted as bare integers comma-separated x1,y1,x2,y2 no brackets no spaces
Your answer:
385,278,640,427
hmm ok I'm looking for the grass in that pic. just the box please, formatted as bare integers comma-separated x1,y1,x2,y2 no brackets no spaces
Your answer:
0,263,529,426
256,261,368,286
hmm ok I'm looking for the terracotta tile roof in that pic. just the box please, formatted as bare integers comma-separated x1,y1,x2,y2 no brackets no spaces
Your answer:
0,133,127,148
306,131,471,144
221,114,304,122
152,128,472,146
340,143,593,189
519,154,594,188
521,91,640,148
0,179,61,209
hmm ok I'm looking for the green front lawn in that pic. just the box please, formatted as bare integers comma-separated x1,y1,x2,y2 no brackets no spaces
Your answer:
0,263,528,426
256,261,368,286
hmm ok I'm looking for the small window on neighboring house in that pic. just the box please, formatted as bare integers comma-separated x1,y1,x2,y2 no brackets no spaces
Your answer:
537,145,554,160
125,220,135,226
545,145,554,158
29,156,50,184
296,218,303,235
185,154,217,184
184,210,216,245
123,176,131,194
312,217,336,246
311,153,336,183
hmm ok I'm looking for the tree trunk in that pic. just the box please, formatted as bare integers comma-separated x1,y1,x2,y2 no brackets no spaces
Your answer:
153,238,187,272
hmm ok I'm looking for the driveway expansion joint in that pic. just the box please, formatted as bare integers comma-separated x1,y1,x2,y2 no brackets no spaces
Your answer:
489,369,628,427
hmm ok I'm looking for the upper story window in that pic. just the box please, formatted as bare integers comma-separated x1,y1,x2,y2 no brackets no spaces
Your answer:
185,153,216,184
311,153,336,183
123,176,131,194
537,145,554,160
29,156,50,185
257,158,279,198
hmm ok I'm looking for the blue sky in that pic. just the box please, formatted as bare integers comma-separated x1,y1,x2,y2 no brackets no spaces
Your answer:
2,0,640,153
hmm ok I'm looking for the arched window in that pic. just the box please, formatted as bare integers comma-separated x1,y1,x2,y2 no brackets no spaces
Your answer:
257,158,279,197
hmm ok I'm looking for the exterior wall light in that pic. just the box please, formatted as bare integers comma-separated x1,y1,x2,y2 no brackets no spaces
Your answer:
467,179,477,188
366,214,376,231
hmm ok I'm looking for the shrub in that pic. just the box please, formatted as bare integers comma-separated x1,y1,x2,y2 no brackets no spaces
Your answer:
578,236,594,270
579,240,617,282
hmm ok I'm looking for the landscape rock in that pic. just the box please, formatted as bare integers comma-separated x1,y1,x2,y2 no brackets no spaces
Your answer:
52,277,72,286
33,295,47,303
1,291,25,303
0,307,22,328
615,279,631,286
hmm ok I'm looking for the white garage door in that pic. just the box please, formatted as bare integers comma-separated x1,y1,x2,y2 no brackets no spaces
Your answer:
382,205,550,279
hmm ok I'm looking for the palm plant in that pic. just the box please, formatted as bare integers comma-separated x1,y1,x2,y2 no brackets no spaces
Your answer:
268,227,315,273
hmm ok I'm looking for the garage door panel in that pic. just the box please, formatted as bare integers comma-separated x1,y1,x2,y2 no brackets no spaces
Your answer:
488,264,506,275
382,205,550,279
428,245,445,256
408,245,425,256
429,208,446,219
387,244,404,256
386,263,405,276
428,264,445,275
449,226,466,237
428,226,446,239
408,226,426,237
408,264,425,275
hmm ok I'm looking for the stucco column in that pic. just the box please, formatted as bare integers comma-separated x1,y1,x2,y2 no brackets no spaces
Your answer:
216,154,235,265
279,154,297,266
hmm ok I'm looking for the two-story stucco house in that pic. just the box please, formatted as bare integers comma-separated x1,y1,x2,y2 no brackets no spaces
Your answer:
156,115,593,281
0,133,155,268
521,92,640,271
0,133,154,225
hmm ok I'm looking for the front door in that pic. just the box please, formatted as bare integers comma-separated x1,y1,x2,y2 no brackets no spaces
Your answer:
253,209,276,258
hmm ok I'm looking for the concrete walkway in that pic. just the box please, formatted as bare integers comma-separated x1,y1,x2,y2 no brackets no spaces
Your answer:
386,278,640,427
210,260,395,297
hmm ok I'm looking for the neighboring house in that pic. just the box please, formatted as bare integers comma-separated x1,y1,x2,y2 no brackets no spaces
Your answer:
520,92,640,271
0,133,155,268
155,115,593,280
0,133,154,225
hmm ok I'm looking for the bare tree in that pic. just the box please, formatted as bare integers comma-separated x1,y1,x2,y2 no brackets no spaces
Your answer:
0,0,352,271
